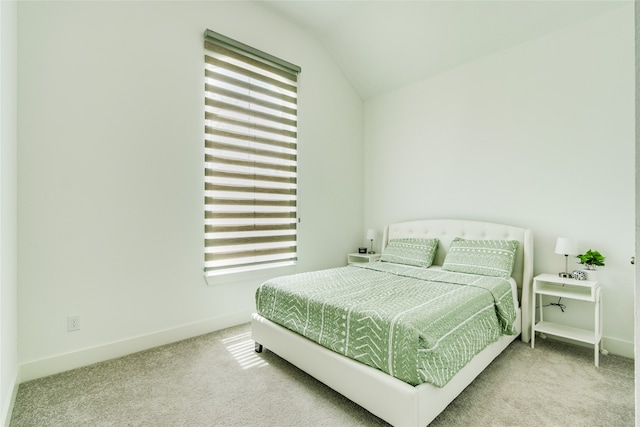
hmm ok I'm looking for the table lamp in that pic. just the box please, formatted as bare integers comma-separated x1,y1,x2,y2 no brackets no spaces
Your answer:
555,237,577,277
366,229,376,254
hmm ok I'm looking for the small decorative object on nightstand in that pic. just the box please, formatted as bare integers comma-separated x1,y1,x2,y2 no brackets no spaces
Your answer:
530,273,603,366
571,270,587,281
347,253,381,265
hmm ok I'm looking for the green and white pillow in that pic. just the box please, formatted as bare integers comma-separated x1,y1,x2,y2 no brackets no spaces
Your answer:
442,238,518,278
381,238,439,268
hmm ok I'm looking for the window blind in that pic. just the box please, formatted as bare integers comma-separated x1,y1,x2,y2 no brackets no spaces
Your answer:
204,30,301,276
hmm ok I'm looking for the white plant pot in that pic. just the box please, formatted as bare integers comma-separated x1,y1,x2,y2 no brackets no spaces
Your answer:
581,269,598,281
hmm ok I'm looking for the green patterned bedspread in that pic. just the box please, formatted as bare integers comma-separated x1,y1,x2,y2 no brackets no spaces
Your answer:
255,262,517,387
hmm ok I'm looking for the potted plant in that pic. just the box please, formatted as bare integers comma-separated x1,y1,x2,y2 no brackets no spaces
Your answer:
576,249,605,280
576,249,606,270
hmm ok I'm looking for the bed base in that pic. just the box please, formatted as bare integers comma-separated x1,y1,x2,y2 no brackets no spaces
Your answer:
252,310,521,427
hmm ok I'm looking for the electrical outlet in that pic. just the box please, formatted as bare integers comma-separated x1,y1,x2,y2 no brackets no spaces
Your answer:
67,315,80,332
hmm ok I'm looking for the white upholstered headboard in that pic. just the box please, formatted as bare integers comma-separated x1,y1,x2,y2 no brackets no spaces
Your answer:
382,218,534,342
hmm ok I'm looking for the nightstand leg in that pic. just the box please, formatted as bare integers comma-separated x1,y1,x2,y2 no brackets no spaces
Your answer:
530,287,537,349
593,287,602,367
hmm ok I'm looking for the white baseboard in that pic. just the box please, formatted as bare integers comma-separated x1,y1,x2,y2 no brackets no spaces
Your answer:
19,310,253,383
602,336,634,359
2,369,19,427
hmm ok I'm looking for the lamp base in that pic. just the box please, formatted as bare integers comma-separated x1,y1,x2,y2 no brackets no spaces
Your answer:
368,251,376,254
558,272,570,278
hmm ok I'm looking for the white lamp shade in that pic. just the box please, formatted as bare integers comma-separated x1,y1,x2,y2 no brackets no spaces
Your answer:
366,229,376,240
555,237,578,255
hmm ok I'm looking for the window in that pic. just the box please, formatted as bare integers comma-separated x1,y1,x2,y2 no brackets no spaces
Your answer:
203,30,301,276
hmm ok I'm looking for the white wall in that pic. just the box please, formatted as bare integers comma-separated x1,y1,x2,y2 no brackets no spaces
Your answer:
17,1,363,380
364,6,634,356
0,0,19,424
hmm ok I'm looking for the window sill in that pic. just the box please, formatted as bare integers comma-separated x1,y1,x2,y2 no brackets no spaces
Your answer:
204,263,297,287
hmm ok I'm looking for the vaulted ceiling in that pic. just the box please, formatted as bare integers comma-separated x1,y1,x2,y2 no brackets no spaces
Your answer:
261,1,625,100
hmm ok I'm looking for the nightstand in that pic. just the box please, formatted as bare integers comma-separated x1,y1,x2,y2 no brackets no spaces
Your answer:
347,253,381,265
530,273,602,366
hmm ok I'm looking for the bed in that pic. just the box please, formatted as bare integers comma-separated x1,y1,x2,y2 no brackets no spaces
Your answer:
251,218,533,426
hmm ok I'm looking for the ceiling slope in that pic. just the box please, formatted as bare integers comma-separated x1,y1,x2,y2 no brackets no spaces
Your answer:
261,0,626,99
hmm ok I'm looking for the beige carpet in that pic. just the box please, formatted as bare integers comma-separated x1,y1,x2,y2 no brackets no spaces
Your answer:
10,323,634,426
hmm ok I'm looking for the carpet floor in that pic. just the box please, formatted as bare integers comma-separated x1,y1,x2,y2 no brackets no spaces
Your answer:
10,323,634,426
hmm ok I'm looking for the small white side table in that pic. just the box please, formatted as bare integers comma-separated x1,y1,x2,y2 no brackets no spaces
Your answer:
347,253,381,265
530,273,602,366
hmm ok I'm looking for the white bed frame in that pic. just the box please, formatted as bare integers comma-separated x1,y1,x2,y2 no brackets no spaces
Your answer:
251,219,534,427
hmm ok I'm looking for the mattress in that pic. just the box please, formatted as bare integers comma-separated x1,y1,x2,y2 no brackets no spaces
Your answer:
255,262,517,387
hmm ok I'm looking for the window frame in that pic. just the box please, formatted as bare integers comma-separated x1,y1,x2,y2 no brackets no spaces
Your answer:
203,30,301,278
